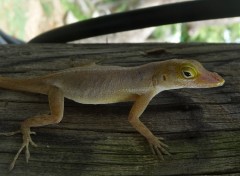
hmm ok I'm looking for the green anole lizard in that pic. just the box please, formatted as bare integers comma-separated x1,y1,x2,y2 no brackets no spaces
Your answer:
0,59,225,170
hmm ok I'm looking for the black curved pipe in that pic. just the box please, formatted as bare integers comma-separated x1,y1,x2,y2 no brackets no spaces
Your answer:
0,30,24,44
29,0,240,43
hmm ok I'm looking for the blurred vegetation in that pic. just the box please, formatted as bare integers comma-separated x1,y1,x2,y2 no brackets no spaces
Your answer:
151,23,240,43
0,0,27,39
0,0,239,43
61,0,88,21
40,0,54,17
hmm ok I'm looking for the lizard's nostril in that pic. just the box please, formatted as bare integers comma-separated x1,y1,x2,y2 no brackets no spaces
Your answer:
213,72,221,81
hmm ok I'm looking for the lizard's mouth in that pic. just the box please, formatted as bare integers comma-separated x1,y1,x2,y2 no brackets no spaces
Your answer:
216,78,225,86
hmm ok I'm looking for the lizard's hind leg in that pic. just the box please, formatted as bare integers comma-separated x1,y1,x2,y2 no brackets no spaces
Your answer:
0,86,64,171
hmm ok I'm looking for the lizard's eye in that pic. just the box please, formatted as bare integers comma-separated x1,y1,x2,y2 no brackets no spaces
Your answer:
183,71,192,78
181,66,197,79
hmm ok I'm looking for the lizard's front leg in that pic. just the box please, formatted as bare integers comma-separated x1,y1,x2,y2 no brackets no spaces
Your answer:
0,86,64,170
128,92,170,160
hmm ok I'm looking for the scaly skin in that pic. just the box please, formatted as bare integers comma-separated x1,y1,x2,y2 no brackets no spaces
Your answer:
0,59,225,170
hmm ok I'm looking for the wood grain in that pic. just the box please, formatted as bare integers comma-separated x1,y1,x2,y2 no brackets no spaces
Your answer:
0,44,239,175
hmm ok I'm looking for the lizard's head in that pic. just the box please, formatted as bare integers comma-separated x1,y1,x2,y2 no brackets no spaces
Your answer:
154,59,225,89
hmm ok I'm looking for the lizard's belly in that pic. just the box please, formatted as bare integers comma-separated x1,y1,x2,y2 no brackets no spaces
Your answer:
53,73,144,104
64,90,137,104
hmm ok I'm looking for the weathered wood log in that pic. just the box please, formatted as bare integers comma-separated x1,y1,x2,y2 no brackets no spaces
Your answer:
0,44,239,175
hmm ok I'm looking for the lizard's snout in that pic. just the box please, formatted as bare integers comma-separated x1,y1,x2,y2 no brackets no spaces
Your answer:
212,72,225,86
198,71,225,88
213,72,225,86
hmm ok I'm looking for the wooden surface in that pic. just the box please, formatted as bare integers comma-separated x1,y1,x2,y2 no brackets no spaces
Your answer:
0,44,239,176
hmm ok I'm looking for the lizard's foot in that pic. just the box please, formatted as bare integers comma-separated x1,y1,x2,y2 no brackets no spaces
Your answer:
0,129,38,171
148,136,171,160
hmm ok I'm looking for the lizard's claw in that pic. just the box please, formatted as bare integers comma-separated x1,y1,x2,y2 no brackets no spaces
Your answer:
0,129,38,171
148,136,171,160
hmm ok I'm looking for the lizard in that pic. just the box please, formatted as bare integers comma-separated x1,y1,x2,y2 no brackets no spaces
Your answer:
0,59,225,170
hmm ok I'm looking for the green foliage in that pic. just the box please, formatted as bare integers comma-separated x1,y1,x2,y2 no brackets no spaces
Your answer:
152,23,240,43
60,0,89,20
0,0,27,40
226,23,240,42
180,24,190,42
40,0,54,17
151,24,181,42
190,26,225,42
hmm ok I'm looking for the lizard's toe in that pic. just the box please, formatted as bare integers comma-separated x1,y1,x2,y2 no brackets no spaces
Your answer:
148,136,171,160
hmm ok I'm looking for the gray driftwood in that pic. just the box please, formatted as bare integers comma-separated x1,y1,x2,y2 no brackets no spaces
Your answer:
0,44,239,176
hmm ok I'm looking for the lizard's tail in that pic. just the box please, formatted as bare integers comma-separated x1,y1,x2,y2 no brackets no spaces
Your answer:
0,76,49,95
